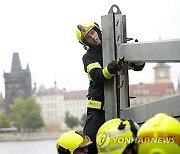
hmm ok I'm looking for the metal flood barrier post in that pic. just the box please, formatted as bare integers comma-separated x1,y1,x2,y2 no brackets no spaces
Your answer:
101,4,180,122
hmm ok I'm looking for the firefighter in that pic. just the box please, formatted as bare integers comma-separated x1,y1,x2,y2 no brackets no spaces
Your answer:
76,21,145,154
56,130,93,154
96,118,139,154
137,113,180,154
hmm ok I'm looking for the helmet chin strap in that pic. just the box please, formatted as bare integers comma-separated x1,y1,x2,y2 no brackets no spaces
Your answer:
82,40,102,51
83,45,89,50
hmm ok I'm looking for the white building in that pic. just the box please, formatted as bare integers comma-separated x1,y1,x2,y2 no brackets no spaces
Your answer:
64,90,88,119
35,86,88,131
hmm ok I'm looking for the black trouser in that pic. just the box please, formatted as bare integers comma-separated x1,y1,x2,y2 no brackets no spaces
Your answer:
83,108,105,154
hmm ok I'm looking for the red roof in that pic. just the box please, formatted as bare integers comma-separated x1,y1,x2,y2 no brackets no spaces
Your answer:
64,90,88,100
36,82,174,99
129,82,174,95
36,88,87,99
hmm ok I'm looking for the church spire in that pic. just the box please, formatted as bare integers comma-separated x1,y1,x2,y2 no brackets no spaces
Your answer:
11,52,22,73
26,63,31,73
54,81,57,88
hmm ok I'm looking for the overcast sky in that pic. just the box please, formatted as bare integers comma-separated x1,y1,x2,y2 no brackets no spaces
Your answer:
0,0,180,95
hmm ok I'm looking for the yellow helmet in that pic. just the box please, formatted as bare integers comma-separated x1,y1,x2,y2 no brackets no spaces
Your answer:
76,21,101,46
96,118,139,154
137,113,180,154
56,130,92,154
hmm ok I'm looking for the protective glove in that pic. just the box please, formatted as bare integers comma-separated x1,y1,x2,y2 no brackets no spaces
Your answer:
128,61,145,71
116,56,127,68
107,56,127,74
127,38,145,71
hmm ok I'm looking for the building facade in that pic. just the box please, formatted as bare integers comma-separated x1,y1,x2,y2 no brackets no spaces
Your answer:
64,90,88,119
4,53,32,112
35,87,65,131
129,63,175,107
35,85,88,131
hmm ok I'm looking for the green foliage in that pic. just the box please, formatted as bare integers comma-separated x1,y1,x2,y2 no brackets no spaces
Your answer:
0,112,11,128
80,113,87,127
9,98,26,131
64,111,79,129
9,97,44,132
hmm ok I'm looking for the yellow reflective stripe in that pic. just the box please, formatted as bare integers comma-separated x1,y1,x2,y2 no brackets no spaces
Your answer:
102,66,114,79
88,73,93,81
108,126,131,137
87,62,102,73
88,100,102,109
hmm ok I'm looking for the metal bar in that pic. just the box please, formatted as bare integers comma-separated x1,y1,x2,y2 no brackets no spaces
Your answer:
119,69,130,109
114,13,122,116
102,14,118,121
102,5,132,120
122,15,127,43
118,39,180,62
118,14,130,110
102,4,124,121
119,95,180,124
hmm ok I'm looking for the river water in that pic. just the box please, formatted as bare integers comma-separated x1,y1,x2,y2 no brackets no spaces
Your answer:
0,139,57,154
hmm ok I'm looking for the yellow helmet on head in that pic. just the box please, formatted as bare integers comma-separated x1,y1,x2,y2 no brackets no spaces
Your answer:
96,118,139,154
137,113,180,154
76,21,101,46
56,130,92,154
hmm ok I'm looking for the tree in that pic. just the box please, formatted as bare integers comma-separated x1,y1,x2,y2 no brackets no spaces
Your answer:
65,111,79,129
10,97,44,132
0,112,11,128
9,98,26,131
23,97,44,131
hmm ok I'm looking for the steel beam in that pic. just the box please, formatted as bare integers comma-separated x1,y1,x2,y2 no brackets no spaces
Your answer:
120,95,180,124
101,14,118,121
118,39,180,62
102,4,123,121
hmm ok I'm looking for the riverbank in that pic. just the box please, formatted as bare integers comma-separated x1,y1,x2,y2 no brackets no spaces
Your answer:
0,131,63,142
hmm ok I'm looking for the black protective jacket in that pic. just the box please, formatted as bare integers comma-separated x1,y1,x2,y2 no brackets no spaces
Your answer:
82,45,105,108
82,45,145,110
